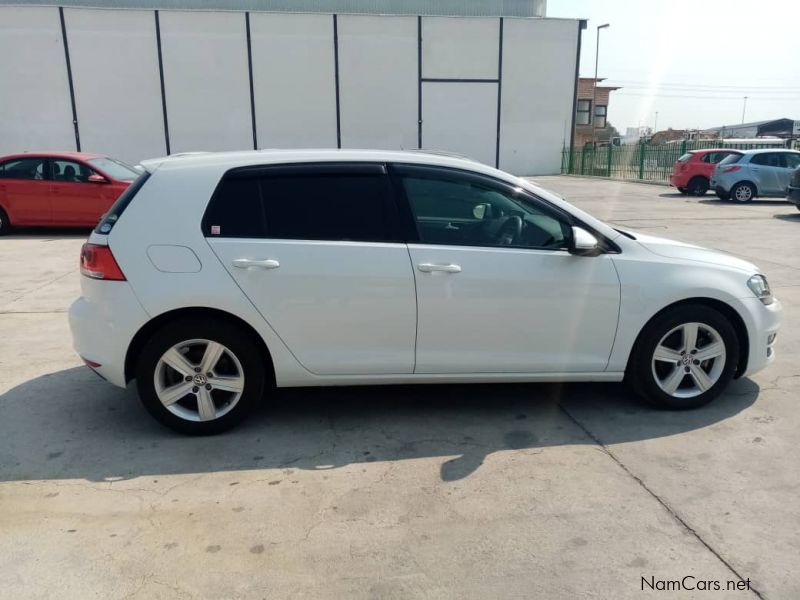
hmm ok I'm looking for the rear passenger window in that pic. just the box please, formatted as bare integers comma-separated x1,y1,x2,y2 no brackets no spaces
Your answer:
260,174,393,242
203,177,266,238
203,164,396,242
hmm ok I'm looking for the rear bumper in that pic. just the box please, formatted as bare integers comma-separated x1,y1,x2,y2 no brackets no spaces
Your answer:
68,279,150,388
669,174,687,188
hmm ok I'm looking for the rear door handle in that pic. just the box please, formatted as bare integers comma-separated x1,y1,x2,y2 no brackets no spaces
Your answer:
418,263,462,273
232,258,280,270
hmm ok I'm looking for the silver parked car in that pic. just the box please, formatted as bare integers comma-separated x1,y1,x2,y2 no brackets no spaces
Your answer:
711,149,800,202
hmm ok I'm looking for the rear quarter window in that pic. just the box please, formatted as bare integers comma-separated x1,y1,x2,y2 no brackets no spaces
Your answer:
718,153,742,166
677,153,693,162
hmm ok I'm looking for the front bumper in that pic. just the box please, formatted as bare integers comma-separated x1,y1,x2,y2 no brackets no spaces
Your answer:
68,279,150,388
737,296,782,378
786,185,800,205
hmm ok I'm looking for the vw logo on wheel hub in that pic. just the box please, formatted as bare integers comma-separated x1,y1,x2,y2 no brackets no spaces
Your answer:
193,373,208,386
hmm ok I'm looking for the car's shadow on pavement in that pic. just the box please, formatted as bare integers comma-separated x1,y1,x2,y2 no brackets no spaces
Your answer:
0,367,761,483
2,226,92,239
696,198,789,207
774,212,800,222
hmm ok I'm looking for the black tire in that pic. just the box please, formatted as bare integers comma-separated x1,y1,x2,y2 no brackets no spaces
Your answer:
677,187,688,195
627,304,739,410
136,317,267,434
686,176,709,197
715,190,730,200
0,207,11,235
730,182,756,203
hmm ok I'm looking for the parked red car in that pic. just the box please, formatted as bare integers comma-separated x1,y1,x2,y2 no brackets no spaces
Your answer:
0,152,139,234
670,149,743,196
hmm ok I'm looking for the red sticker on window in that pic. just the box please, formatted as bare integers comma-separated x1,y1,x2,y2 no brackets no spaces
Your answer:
211,225,221,235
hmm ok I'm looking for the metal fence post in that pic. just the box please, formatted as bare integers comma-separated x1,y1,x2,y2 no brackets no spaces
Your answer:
680,140,687,155
638,144,645,179
581,145,587,175
607,143,612,177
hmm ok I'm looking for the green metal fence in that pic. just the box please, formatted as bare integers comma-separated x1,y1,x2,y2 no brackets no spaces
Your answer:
560,140,795,183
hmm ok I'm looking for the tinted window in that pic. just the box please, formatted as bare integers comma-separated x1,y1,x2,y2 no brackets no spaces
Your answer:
260,173,392,242
0,157,47,180
52,159,94,183
701,151,734,164
203,176,266,239
398,167,570,250
784,153,800,170
94,172,151,234
203,164,396,242
750,153,782,167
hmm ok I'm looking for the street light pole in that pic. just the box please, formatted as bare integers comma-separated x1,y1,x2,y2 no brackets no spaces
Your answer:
654,111,659,134
741,96,748,124
591,23,610,152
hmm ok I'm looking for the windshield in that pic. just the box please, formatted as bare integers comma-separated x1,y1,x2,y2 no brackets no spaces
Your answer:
677,153,693,162
87,157,140,181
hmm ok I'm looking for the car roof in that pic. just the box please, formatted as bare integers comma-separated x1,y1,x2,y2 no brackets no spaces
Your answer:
690,148,743,154
739,148,799,155
139,148,488,174
0,151,105,161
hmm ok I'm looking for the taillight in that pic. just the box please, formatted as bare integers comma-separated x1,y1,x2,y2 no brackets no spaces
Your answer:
80,243,126,281
723,165,742,173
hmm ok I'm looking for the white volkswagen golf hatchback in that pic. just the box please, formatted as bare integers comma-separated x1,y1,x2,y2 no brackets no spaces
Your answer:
69,150,781,434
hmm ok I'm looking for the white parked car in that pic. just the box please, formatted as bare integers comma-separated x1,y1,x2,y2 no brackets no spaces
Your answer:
69,150,781,434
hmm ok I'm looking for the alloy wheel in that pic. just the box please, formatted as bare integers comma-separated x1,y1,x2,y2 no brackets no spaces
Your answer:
651,322,726,398
733,185,753,202
153,338,245,422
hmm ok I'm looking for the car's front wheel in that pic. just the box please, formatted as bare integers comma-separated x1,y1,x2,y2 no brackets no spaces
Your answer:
715,190,730,200
136,318,266,434
628,304,739,409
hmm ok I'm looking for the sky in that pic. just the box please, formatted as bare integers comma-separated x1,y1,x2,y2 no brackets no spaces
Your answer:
547,0,800,134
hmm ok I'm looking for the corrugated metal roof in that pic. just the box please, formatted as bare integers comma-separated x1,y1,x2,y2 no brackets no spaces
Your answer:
1,0,546,17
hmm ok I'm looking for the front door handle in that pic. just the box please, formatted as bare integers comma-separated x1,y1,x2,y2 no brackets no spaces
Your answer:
232,258,280,270
418,263,462,273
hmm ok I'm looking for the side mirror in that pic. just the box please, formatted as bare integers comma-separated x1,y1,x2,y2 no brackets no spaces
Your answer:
87,174,108,184
569,226,600,256
472,203,490,220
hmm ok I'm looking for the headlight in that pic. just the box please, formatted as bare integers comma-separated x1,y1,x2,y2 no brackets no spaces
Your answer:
747,274,773,305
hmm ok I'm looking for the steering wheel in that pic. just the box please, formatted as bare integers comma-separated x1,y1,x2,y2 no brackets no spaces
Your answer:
495,215,523,246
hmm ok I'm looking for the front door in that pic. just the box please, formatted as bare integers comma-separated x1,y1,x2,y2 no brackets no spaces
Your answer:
749,152,783,195
393,164,621,374
206,163,417,376
50,159,111,226
0,156,51,224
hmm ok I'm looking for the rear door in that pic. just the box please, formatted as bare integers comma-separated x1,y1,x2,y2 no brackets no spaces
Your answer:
0,156,51,224
50,159,113,226
205,163,417,375
749,153,782,195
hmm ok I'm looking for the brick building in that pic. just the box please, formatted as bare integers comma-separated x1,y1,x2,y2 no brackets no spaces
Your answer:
574,77,620,147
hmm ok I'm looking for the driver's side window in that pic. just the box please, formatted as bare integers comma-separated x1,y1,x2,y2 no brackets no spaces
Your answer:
398,167,570,250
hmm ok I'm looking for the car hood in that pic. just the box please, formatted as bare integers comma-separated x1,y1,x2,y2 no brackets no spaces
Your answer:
631,231,759,274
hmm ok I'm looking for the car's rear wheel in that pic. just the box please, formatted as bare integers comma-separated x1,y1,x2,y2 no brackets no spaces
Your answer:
628,304,739,409
136,318,266,434
0,207,11,235
686,176,709,196
731,182,756,203
677,187,687,195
